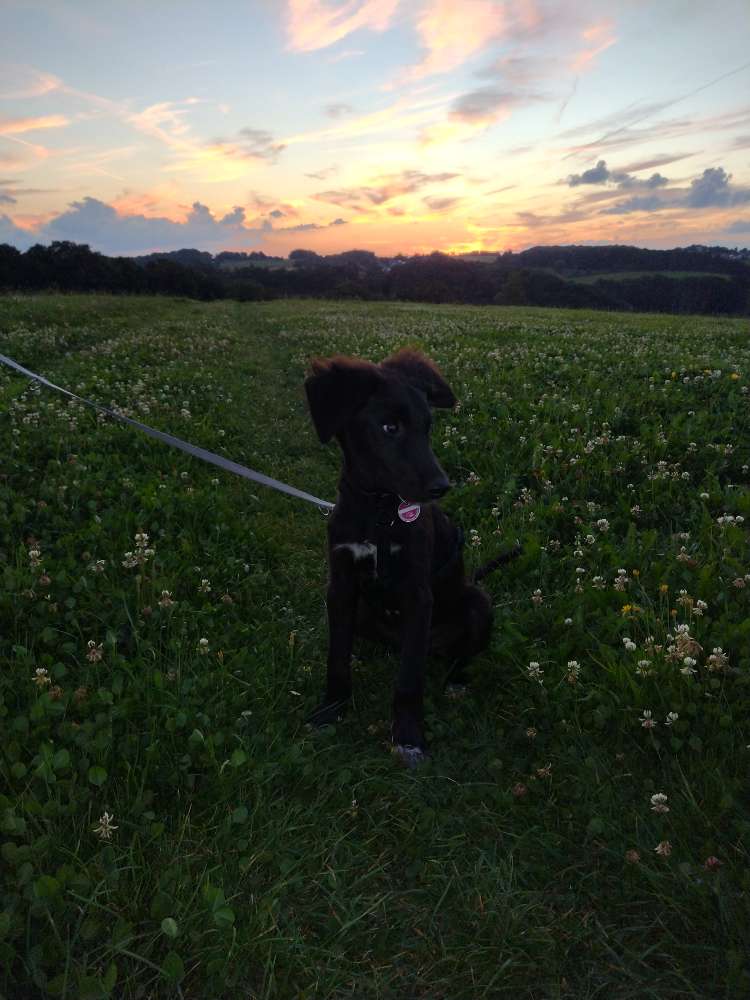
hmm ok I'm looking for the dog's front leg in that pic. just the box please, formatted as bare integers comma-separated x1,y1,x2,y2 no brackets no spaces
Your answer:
392,584,433,759
307,551,357,726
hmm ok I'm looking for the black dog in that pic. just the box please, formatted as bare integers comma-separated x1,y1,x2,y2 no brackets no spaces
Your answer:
305,348,517,763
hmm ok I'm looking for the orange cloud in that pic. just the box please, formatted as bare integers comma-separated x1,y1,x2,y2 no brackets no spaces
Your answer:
571,19,616,74
285,0,399,53
11,210,58,231
0,65,62,100
401,0,503,82
126,102,195,149
0,115,70,135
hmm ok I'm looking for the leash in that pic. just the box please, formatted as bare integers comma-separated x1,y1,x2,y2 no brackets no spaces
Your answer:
0,352,335,512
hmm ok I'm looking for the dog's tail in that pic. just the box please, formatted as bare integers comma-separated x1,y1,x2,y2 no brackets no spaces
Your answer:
472,541,522,583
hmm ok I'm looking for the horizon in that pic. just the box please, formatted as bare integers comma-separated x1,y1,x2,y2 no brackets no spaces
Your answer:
1,1,750,258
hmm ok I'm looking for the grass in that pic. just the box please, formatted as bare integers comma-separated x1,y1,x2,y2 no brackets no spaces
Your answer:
572,270,732,284
1,293,750,999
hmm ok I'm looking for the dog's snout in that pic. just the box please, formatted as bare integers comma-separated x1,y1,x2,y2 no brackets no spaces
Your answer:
428,478,451,500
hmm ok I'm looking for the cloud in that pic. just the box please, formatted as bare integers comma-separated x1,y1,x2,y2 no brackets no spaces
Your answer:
450,87,530,124
312,169,460,209
23,196,265,255
0,114,70,136
602,195,667,216
325,103,355,118
0,65,62,100
420,88,539,145
724,219,750,234
570,19,616,74
208,127,286,162
598,165,750,215
424,195,461,211
0,213,35,250
126,101,197,147
125,101,286,178
285,0,399,53
277,218,349,232
567,159,610,186
0,192,17,205
567,159,669,189
617,172,668,191
687,166,734,208
0,194,347,255
559,61,750,160
619,153,697,173
399,0,503,83
305,165,338,180
477,54,552,86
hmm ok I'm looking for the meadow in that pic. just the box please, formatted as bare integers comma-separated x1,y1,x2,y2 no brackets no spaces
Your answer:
1,294,749,999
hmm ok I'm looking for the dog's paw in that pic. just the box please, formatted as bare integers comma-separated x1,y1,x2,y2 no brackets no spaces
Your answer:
306,698,349,728
393,744,429,768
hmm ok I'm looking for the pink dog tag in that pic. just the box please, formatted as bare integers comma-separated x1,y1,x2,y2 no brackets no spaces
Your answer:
398,500,421,523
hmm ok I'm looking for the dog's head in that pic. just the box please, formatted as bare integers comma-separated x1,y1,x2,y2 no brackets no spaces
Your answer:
305,348,456,503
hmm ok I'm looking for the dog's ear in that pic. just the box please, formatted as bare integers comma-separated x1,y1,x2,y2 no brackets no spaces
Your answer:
380,348,456,408
305,356,383,443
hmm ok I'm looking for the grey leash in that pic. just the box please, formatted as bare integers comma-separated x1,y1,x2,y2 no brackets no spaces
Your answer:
0,352,335,512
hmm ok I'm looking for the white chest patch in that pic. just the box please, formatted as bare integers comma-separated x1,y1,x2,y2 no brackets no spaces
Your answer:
334,541,402,565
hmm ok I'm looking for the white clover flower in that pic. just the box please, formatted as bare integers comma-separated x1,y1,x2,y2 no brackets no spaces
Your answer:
665,712,679,726
527,661,544,684
654,840,672,857
650,792,669,814
197,637,210,654
93,811,118,840
86,640,103,663
707,648,729,672
158,590,175,608
639,709,657,729
32,667,51,687
566,660,581,684
623,638,637,652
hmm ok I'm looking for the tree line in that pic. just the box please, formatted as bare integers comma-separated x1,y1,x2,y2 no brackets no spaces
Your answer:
1,240,748,316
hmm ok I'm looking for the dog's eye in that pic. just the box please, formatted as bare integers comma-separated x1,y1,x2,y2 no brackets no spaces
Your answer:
382,422,399,436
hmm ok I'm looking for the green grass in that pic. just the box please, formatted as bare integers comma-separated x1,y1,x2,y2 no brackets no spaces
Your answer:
572,270,731,284
1,294,750,999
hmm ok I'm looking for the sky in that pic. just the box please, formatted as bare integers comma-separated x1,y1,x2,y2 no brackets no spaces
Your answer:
1,0,750,257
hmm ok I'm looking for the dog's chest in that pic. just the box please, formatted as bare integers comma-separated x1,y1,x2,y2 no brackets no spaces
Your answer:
334,540,402,576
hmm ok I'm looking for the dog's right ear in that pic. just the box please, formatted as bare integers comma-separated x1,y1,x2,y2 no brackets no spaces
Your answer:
305,356,383,443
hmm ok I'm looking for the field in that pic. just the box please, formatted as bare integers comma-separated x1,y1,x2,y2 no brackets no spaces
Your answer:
1,294,750,999
571,271,732,284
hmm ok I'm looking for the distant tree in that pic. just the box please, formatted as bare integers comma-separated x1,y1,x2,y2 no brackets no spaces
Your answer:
495,270,528,305
0,243,21,288
289,249,321,266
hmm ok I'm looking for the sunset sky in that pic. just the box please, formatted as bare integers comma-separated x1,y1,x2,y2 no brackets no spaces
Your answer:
1,0,750,257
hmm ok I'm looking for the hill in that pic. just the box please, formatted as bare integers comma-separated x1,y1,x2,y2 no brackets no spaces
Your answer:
1,240,748,315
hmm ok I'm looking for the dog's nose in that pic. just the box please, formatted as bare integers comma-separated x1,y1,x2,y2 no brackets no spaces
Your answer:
428,479,451,500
